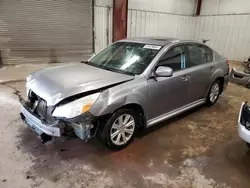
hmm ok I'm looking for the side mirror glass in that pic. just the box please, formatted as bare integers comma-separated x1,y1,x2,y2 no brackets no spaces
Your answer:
155,66,173,77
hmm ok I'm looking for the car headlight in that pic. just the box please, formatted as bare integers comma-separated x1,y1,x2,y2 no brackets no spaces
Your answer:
52,93,100,119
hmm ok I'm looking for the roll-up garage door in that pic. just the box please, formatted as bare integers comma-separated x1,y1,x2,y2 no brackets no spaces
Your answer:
0,0,93,64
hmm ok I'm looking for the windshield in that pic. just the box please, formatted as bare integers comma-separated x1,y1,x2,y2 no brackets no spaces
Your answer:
87,42,161,75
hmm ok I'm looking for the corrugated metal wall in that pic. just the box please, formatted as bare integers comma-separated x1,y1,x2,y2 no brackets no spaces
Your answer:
0,0,247,63
201,0,250,15
94,4,113,53
0,0,93,64
128,0,196,15
127,9,196,41
127,10,250,61
194,14,250,61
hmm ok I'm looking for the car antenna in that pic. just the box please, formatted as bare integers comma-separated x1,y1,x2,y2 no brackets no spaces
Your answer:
202,39,210,44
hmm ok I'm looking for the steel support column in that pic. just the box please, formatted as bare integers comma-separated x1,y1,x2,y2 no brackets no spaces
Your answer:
113,0,128,41
196,0,202,15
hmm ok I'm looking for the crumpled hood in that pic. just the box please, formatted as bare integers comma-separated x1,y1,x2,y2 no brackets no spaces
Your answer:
26,63,134,106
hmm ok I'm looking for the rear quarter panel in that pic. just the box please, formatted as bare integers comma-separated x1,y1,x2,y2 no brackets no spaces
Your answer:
206,53,228,94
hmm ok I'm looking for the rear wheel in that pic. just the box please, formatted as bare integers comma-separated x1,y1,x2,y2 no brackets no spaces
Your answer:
206,80,221,106
97,109,138,150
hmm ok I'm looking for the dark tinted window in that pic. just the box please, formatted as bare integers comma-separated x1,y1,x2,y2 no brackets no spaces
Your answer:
187,44,213,67
205,47,213,62
157,45,186,71
187,44,206,67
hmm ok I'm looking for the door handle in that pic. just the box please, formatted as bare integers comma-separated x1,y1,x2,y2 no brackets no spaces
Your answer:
181,75,190,81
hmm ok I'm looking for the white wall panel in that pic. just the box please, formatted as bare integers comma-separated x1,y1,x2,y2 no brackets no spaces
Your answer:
128,8,250,61
95,0,113,6
201,0,250,15
127,9,196,40
128,0,196,15
195,14,250,61
94,0,250,61
94,5,113,53
175,0,196,15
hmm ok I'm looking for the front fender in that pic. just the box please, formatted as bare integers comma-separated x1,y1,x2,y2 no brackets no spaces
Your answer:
89,79,148,118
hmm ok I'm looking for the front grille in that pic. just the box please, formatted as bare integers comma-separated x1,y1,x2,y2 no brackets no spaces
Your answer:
28,91,56,124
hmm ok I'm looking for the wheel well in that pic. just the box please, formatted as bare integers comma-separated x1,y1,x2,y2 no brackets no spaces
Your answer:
97,103,146,131
217,77,224,93
117,103,146,130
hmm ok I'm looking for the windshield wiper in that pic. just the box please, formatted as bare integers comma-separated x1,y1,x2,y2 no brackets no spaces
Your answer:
81,60,90,64
81,60,100,68
81,61,134,76
101,66,134,76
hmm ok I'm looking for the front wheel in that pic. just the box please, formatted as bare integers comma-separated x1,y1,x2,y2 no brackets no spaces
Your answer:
97,109,138,150
206,80,221,106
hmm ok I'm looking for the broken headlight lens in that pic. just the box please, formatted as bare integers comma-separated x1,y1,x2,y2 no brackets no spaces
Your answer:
52,93,100,119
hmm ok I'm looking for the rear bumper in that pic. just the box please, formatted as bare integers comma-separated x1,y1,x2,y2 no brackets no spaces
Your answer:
237,102,250,143
20,100,63,137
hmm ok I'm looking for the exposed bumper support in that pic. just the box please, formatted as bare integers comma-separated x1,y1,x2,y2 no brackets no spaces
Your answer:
20,100,96,142
20,101,63,137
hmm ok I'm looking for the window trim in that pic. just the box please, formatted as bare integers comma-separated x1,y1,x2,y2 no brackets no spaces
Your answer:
145,42,215,78
185,42,215,68
203,45,214,63
154,44,189,73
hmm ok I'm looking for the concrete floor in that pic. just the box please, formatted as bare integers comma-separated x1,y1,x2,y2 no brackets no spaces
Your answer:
0,65,250,187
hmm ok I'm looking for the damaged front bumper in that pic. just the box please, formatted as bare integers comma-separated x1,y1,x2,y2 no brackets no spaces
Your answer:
237,102,250,144
20,100,96,142
20,100,63,137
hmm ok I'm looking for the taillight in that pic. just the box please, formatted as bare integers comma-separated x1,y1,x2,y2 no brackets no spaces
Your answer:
226,60,229,66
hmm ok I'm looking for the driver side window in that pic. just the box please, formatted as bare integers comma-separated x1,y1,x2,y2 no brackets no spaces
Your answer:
157,45,186,72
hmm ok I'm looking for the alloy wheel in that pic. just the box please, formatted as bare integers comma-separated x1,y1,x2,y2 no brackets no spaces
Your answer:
209,82,220,103
110,114,135,146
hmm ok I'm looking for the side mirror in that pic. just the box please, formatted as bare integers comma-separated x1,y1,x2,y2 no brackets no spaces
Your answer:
155,66,173,77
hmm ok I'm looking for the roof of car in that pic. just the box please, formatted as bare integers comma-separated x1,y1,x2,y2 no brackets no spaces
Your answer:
119,37,182,46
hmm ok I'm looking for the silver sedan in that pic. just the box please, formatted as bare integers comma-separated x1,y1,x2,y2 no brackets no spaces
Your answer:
20,37,229,150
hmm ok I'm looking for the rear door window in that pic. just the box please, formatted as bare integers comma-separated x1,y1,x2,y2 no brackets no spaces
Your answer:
187,44,206,67
187,44,214,68
205,47,213,62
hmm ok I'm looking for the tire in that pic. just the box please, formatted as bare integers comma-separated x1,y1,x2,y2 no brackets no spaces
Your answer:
206,80,221,106
97,109,139,150
247,142,250,149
